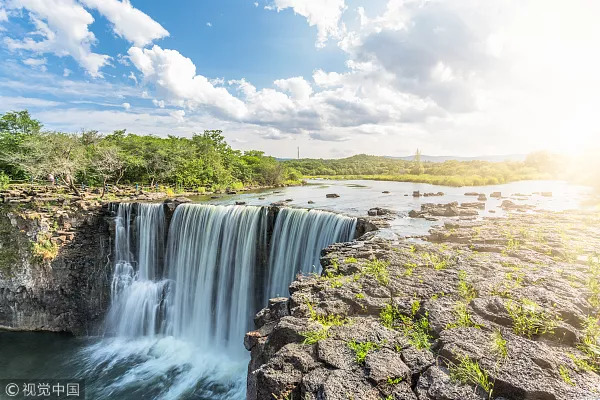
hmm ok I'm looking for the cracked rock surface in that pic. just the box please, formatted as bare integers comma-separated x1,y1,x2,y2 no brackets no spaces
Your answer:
246,209,600,400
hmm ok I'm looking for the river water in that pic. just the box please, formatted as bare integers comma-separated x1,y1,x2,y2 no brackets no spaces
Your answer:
0,179,594,399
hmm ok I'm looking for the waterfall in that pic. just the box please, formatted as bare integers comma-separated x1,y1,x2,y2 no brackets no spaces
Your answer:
106,203,167,337
266,208,357,299
96,202,357,399
163,205,267,356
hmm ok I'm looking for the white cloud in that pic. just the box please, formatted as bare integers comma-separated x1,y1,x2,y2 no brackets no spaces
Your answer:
128,45,248,119
122,102,131,110
170,109,185,123
4,0,110,77
79,0,169,47
0,7,8,22
22,57,47,67
272,0,346,47
206,22,212,27
253,2,259,7
274,76,312,100
127,71,137,84
63,68,71,77
152,99,165,108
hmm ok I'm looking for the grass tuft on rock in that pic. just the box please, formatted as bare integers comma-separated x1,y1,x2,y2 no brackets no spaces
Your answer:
449,354,494,397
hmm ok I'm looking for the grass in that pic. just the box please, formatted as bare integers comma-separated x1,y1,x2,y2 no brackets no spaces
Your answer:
347,340,380,364
449,354,494,397
380,302,433,350
422,252,449,270
505,299,559,338
558,365,575,386
491,330,508,359
344,257,358,264
446,302,480,329
32,234,59,261
363,258,390,285
307,172,546,187
457,270,477,303
301,303,350,344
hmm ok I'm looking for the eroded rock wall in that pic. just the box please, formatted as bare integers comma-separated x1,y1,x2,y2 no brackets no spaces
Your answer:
0,201,111,334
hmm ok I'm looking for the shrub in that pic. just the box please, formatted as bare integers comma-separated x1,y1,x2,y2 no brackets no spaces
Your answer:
0,172,8,190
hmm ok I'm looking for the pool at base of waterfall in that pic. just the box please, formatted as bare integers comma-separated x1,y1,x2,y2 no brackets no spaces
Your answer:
0,331,247,400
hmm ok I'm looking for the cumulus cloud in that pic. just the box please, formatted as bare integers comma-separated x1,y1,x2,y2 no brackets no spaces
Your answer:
122,102,131,110
274,76,312,101
63,68,71,77
128,45,248,119
0,7,8,22
4,0,110,77
79,0,169,47
272,0,346,47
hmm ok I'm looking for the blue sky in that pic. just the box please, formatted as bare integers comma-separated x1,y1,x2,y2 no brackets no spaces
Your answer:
0,0,599,158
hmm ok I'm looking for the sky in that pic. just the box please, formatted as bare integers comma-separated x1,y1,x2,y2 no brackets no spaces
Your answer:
0,0,599,159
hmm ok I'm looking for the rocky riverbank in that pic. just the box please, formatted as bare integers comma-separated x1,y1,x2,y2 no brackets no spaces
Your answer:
246,209,600,399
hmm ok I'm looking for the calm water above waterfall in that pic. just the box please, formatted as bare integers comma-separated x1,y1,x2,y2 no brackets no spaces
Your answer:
0,179,592,399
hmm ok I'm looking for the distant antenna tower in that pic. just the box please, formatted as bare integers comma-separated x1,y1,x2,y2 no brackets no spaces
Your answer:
297,146,300,159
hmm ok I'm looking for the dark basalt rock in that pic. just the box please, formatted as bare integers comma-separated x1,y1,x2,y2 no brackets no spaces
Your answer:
326,193,340,198
247,210,600,400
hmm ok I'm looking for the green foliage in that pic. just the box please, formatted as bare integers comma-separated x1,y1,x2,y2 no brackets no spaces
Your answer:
491,330,508,359
379,302,433,350
0,171,8,190
301,303,350,344
347,340,380,364
302,328,329,345
284,154,553,187
0,110,298,194
386,376,403,385
344,257,358,264
457,270,477,302
449,354,494,397
363,258,390,285
32,234,59,261
446,302,480,329
505,299,559,338
558,365,575,386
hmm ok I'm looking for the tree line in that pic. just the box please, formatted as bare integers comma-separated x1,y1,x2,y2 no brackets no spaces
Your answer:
283,153,559,187
0,110,301,196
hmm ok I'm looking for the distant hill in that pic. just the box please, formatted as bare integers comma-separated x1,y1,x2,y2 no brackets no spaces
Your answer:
278,154,527,162
386,154,527,163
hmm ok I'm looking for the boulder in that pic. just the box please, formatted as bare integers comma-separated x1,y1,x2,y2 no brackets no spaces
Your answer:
307,200,315,204
490,192,502,198
464,192,479,196
413,191,421,197
235,201,246,205
326,193,340,198
477,194,487,201
382,191,390,194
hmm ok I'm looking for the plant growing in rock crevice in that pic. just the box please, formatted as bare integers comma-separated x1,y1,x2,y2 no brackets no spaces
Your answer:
347,340,380,364
363,258,390,285
449,354,494,398
301,302,350,345
379,300,433,350
505,298,560,338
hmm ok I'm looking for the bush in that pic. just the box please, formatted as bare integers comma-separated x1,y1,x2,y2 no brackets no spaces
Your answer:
0,172,8,190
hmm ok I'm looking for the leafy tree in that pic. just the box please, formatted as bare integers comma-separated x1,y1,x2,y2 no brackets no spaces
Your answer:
89,143,124,197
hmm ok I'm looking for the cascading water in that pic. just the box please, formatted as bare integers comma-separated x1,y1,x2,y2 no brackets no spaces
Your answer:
106,203,167,337
266,207,357,299
81,202,357,399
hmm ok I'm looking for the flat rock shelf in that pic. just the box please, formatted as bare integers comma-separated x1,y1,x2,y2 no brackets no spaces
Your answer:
246,209,600,400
